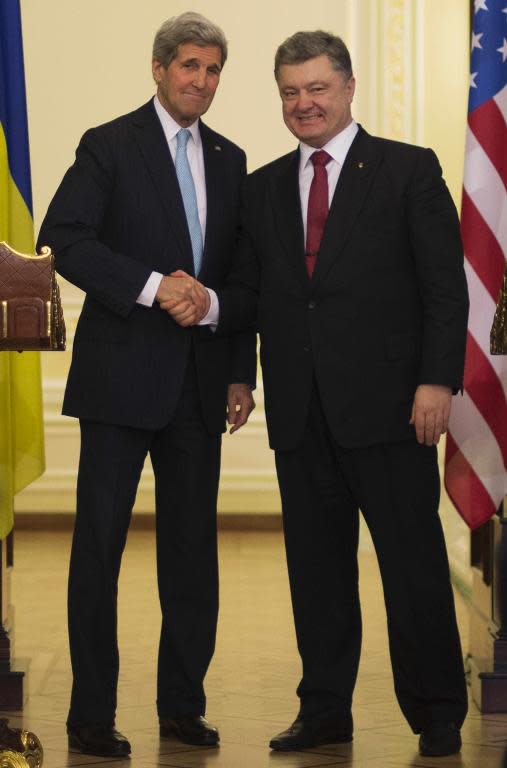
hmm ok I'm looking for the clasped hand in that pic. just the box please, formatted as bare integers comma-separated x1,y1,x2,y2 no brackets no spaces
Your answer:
156,270,210,327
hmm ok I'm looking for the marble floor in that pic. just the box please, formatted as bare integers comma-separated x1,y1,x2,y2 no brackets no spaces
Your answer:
3,528,507,767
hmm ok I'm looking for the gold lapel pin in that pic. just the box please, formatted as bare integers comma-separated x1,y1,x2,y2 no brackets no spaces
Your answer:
357,161,364,168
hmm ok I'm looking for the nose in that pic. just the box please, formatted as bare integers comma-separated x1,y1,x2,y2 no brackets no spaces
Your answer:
296,91,314,112
193,67,206,89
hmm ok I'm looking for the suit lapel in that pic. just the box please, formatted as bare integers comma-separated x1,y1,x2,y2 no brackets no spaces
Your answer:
270,150,309,290
199,123,224,280
130,101,194,273
311,128,383,288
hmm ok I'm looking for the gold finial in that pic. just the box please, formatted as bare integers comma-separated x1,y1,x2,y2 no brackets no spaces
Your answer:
0,751,30,768
491,266,507,355
0,720,43,768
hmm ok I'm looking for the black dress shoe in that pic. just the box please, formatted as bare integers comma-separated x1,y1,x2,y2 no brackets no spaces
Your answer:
159,715,219,746
419,722,461,756
269,717,353,751
67,725,131,757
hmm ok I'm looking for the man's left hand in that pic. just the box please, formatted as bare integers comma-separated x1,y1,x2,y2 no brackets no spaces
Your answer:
227,383,255,434
409,384,452,446
159,270,210,326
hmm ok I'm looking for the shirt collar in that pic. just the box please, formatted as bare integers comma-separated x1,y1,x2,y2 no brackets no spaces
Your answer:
153,95,202,148
299,119,359,169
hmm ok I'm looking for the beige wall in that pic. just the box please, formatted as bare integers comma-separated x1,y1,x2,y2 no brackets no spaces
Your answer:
24,0,468,227
421,0,471,585
17,0,471,568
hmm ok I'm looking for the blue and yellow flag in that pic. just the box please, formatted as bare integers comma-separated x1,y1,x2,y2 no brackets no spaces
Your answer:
0,0,45,539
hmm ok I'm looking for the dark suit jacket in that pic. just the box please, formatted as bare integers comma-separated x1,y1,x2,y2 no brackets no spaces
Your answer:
221,126,469,451
38,100,256,434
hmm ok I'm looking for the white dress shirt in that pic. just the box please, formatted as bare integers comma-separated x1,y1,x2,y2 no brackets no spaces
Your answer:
299,120,359,243
137,95,218,326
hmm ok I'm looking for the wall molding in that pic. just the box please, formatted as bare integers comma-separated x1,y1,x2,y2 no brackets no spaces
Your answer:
347,0,423,144
15,466,281,514
18,370,280,514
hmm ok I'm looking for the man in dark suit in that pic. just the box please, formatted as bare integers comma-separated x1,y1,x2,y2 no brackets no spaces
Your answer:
222,30,469,758
38,12,256,759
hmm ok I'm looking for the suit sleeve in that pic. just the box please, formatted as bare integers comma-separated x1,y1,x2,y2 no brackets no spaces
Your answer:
195,152,258,387
229,329,257,388
215,175,259,336
37,127,152,318
407,148,469,391
224,154,257,388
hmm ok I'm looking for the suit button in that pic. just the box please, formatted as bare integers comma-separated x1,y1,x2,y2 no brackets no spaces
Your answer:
308,300,316,310
303,345,310,353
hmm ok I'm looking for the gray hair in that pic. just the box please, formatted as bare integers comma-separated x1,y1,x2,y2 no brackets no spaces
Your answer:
153,12,228,68
274,30,352,81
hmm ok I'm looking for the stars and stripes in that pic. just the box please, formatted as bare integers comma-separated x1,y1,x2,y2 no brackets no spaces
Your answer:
444,0,507,529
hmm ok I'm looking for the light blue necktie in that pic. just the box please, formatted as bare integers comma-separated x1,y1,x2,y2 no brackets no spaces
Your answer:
175,128,203,275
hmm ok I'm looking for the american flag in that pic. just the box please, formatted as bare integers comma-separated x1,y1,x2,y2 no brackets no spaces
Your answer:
444,0,507,530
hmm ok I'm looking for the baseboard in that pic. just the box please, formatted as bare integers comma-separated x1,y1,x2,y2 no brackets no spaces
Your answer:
14,512,283,532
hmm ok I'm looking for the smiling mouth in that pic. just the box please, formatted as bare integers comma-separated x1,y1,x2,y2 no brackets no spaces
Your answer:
297,114,323,122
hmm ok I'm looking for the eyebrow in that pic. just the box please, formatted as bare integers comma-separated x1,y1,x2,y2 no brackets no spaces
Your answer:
282,79,328,90
180,57,221,70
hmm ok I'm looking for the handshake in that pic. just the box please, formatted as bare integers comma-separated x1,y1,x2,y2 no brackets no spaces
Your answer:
156,270,210,327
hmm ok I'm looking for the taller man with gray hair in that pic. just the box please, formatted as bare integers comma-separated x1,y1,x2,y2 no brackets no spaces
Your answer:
221,30,469,758
38,12,256,758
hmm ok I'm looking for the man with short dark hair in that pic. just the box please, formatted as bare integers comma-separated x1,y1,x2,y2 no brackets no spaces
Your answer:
223,29,469,758
38,12,256,758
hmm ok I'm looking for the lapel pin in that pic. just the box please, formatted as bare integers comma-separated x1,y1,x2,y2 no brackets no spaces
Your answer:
357,161,364,168
214,145,222,152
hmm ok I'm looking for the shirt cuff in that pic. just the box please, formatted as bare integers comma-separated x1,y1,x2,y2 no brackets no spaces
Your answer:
137,271,163,307
198,288,219,329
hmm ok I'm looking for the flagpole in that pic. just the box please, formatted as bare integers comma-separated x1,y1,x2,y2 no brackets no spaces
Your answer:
496,507,507,644
0,537,27,708
468,505,507,711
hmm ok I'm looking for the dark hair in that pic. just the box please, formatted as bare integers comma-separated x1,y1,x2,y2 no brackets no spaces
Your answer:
275,30,352,81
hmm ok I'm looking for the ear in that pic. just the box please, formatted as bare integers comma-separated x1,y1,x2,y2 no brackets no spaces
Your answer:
346,76,356,103
152,58,163,84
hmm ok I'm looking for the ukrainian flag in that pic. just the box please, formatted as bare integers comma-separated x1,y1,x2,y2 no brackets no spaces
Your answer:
0,0,45,539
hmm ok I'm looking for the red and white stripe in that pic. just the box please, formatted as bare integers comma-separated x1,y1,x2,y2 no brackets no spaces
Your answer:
445,84,507,529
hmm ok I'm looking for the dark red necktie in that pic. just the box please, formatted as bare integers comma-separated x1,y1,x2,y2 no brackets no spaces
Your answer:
305,150,331,278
